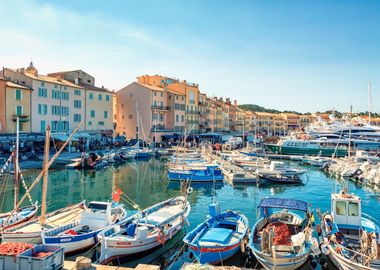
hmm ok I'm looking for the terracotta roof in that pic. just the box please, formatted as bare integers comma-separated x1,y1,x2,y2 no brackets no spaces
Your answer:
6,68,83,89
6,81,31,90
136,82,165,92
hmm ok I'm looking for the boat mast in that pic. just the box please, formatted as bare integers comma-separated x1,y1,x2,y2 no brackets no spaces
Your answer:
368,81,372,125
13,117,19,210
348,105,352,158
40,125,51,225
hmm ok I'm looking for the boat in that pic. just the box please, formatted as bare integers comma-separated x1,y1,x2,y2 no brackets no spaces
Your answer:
265,138,348,157
256,161,305,177
300,155,332,167
98,196,190,264
248,198,313,270
42,201,127,253
1,123,87,244
259,174,304,185
0,117,38,230
167,165,224,182
183,202,249,264
320,188,380,270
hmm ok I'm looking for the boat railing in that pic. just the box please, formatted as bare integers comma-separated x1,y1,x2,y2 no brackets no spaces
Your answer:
361,213,380,228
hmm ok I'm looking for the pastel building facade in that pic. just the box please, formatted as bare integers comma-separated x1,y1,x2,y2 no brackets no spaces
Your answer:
3,64,85,133
0,77,32,133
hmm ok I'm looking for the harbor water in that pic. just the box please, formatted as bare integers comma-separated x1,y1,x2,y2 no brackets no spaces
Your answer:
1,157,380,269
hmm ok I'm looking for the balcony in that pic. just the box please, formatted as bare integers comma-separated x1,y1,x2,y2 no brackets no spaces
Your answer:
12,115,30,122
151,128,174,133
151,105,170,111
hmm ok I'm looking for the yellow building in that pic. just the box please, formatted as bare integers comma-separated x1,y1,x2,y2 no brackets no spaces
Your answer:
0,77,32,133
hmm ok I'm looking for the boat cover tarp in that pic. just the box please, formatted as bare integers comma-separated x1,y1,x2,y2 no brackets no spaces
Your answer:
258,198,307,212
201,228,233,244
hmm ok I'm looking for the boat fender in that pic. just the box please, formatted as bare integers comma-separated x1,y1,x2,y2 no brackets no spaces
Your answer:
240,240,245,253
157,229,167,244
320,244,330,255
187,187,193,194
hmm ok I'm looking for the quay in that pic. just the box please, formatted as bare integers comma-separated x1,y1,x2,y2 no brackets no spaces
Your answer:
181,263,255,270
64,261,160,270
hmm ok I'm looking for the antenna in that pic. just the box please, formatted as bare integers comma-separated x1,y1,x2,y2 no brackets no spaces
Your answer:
368,81,372,125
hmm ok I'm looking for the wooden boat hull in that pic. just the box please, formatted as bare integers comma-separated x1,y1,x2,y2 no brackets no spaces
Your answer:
259,175,303,184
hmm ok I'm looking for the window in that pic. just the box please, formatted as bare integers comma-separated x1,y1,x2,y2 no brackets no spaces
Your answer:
106,95,110,101
98,94,102,101
51,105,60,115
154,92,157,96
38,104,48,115
16,106,22,116
74,100,82,108
89,93,93,100
348,202,359,216
61,106,69,116
51,121,58,132
15,89,22,100
181,115,184,122
88,121,92,126
52,90,60,100
38,87,47,97
74,114,81,122
98,121,105,126
74,89,81,96
90,110,95,118
160,92,163,97
129,93,132,98
41,81,45,86
128,114,132,119
62,92,69,100
176,115,179,122
40,121,46,131
104,111,108,119
64,86,67,90
336,201,346,216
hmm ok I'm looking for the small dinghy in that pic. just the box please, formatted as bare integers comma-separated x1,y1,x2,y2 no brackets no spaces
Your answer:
183,202,249,264
98,196,190,264
0,205,38,230
168,166,224,182
259,174,304,185
42,201,127,253
248,198,313,270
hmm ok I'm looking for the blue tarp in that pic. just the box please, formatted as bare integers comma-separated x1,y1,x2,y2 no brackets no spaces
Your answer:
258,198,308,212
201,228,233,244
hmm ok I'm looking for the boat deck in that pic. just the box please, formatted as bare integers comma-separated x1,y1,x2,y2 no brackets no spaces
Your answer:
142,203,184,225
13,207,84,232
198,220,245,246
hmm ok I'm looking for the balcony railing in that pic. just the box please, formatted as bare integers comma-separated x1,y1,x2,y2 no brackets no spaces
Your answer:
151,128,174,133
12,115,30,122
151,105,170,111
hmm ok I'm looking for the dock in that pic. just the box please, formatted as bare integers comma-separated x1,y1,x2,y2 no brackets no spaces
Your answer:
181,263,255,270
64,261,160,270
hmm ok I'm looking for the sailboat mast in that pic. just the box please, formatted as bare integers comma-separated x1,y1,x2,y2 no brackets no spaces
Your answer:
40,125,51,225
14,117,19,210
348,106,352,158
368,81,372,125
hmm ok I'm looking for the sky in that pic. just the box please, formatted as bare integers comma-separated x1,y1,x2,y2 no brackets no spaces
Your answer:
0,0,379,113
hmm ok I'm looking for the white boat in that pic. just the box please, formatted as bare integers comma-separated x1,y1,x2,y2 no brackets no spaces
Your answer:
320,188,380,270
42,201,126,253
98,196,190,264
257,161,305,177
248,198,313,270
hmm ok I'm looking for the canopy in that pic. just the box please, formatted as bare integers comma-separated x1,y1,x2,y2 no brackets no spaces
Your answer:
258,198,308,212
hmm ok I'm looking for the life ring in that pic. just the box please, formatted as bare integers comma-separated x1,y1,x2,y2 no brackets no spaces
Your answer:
157,230,167,244
187,187,193,194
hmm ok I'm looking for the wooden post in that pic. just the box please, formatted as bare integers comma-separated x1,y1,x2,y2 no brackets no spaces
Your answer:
14,117,19,210
40,125,50,225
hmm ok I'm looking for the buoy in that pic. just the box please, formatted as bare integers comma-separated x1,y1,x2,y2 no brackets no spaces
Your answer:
187,187,193,194
240,240,245,253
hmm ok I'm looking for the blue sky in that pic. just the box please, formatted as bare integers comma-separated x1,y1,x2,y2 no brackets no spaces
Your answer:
0,0,379,113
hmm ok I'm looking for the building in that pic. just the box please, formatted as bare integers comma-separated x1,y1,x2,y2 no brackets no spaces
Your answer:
116,82,173,142
3,63,86,133
198,93,208,133
0,77,32,133
280,113,300,130
48,70,114,135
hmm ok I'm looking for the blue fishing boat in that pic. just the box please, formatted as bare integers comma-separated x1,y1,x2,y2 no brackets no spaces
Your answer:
167,166,224,182
248,198,313,270
183,203,249,264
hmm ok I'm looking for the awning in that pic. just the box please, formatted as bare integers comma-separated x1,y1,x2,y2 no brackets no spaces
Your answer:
51,134,79,142
258,198,308,212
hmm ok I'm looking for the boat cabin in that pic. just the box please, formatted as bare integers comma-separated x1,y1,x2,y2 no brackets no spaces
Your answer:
81,201,113,229
331,191,361,228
